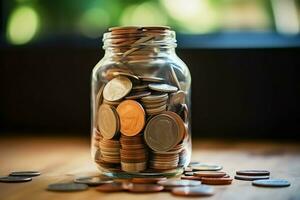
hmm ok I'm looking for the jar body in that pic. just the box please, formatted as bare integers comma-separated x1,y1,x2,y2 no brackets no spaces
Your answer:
91,29,191,177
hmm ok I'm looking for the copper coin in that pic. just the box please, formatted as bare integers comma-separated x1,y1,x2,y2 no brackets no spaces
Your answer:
234,175,270,181
236,170,270,176
201,177,233,185
181,175,202,181
97,104,120,139
194,171,226,178
127,183,164,193
103,76,132,102
117,100,145,136
96,182,125,192
131,177,167,184
172,185,214,197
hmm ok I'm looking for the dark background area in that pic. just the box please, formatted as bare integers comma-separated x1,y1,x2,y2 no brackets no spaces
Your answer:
1,45,299,139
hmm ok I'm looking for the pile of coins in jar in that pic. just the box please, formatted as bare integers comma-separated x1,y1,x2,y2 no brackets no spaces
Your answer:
92,70,189,173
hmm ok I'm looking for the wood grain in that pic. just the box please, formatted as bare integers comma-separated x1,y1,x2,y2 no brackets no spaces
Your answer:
0,136,300,200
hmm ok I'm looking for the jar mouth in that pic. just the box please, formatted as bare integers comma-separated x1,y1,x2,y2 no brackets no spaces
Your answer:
102,26,177,49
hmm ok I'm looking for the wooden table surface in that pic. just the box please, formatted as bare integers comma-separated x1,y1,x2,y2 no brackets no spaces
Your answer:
0,136,300,200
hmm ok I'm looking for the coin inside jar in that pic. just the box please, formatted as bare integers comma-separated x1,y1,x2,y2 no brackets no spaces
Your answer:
117,100,145,136
97,104,120,139
144,113,180,152
149,83,178,93
103,76,132,102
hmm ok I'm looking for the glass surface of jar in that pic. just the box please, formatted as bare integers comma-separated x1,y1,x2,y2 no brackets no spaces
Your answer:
91,26,191,178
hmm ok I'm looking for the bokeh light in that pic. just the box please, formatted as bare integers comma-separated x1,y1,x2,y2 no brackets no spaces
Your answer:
6,6,39,45
78,7,110,38
120,2,167,26
160,0,219,33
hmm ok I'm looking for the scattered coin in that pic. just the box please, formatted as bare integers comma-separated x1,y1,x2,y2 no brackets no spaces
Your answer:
194,171,226,178
236,170,270,176
9,171,41,177
158,179,201,190
97,104,120,139
252,179,290,187
127,183,164,193
172,185,214,197
47,183,88,192
201,177,233,185
234,175,270,181
192,164,223,171
181,175,202,181
96,182,125,192
74,176,113,186
0,176,32,183
149,83,178,93
117,100,145,136
103,76,132,102
131,177,167,184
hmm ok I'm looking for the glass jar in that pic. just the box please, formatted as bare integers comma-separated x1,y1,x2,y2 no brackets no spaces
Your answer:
91,26,191,177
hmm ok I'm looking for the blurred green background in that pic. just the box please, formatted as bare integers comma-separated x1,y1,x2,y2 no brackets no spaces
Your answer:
2,0,300,46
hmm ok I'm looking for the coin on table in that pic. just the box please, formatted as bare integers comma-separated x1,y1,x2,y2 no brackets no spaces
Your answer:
236,170,270,176
252,179,290,187
125,91,151,100
144,114,180,152
194,171,226,178
74,176,113,186
158,179,201,189
131,177,167,184
201,177,233,185
0,176,32,183
103,76,132,102
9,171,41,177
149,83,178,93
127,183,164,193
117,100,145,136
192,164,223,171
97,104,120,139
172,185,214,197
138,76,164,83
47,183,88,192
96,182,125,192
234,175,270,181
181,175,202,181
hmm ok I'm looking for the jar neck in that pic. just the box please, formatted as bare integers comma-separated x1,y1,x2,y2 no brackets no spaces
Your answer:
102,27,177,61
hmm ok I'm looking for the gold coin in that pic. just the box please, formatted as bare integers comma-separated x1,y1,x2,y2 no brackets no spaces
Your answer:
97,104,120,139
103,76,132,102
117,100,145,136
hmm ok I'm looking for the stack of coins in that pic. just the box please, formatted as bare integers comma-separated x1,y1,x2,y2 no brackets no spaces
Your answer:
96,139,121,170
120,134,147,172
141,93,168,115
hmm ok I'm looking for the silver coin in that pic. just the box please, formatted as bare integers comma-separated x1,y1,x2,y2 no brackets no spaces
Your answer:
149,83,178,93
252,179,290,187
172,185,214,197
74,176,113,186
0,176,32,183
192,164,223,171
47,183,88,192
234,175,270,181
158,179,201,187
9,171,41,177
138,76,164,83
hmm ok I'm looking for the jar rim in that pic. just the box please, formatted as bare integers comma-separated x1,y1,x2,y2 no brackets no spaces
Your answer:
102,26,177,49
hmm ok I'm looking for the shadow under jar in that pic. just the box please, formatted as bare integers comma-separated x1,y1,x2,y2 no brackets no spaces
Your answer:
91,26,191,178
